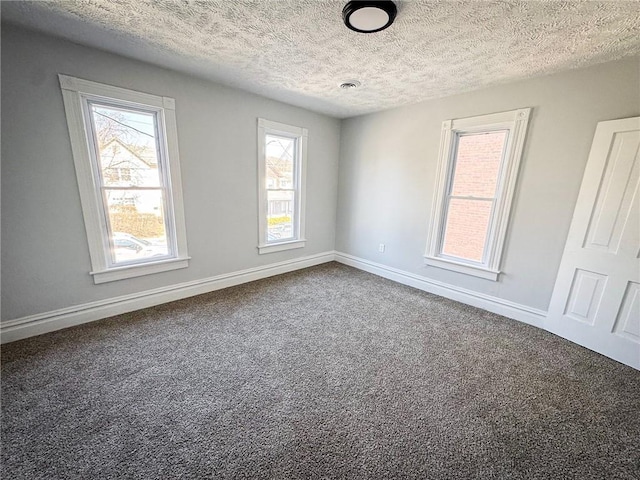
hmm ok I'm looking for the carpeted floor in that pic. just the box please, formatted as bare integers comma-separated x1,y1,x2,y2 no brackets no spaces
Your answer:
2,262,639,479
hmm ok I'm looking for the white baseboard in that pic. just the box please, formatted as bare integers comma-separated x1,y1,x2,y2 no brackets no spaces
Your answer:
1,251,335,344
334,252,547,328
1,251,548,344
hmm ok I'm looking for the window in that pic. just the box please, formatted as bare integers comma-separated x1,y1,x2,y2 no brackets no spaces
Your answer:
425,108,531,280
59,75,189,283
257,118,307,254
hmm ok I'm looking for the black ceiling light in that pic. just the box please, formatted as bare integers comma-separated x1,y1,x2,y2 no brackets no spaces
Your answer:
343,1,397,33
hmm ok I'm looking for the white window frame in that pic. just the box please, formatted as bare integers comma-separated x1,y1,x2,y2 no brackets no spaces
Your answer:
257,118,307,254
424,108,531,281
59,75,189,284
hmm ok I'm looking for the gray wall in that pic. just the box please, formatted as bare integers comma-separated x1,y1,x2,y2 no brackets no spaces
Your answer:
1,24,341,321
336,57,640,311
3,21,639,322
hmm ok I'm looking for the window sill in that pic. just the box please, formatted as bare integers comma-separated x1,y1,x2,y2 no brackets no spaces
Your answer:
91,257,190,284
258,239,306,255
423,256,500,281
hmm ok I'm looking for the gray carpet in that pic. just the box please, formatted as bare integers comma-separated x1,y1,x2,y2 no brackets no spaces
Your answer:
2,262,639,479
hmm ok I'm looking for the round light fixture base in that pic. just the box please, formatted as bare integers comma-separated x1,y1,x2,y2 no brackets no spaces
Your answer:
343,1,397,33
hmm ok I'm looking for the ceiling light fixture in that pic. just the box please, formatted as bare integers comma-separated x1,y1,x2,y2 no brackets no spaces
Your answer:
342,1,397,34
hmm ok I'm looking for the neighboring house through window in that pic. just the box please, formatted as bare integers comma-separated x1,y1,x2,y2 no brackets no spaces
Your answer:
59,75,189,283
257,118,307,254
425,108,531,280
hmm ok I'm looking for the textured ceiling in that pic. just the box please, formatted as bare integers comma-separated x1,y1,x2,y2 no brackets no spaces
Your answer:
3,1,640,118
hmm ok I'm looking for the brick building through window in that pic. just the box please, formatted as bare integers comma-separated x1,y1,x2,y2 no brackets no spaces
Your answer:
442,131,507,262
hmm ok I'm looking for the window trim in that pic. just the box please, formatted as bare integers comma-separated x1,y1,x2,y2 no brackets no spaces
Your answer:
59,74,189,284
257,118,307,255
424,108,531,281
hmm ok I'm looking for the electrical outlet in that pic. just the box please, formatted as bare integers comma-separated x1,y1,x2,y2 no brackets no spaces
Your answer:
378,243,385,253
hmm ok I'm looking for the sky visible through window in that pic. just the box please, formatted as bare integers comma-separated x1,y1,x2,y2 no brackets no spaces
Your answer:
93,106,156,147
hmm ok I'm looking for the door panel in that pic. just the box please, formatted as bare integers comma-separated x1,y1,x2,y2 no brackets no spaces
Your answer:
563,269,607,325
547,117,640,369
584,130,639,253
612,281,640,342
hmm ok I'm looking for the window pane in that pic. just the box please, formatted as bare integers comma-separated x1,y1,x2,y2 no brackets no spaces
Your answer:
442,199,492,262
91,104,162,188
267,190,294,241
265,134,295,189
104,189,169,264
450,131,507,198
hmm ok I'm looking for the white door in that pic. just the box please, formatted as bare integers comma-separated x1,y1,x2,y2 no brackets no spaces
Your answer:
546,117,640,370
